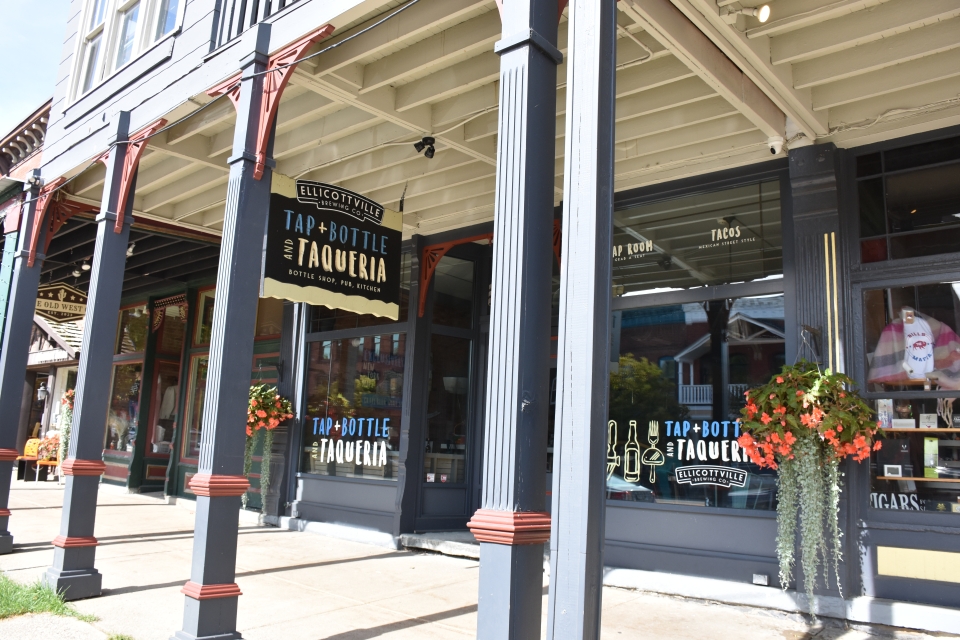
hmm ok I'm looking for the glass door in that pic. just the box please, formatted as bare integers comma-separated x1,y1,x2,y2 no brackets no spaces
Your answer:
417,242,489,530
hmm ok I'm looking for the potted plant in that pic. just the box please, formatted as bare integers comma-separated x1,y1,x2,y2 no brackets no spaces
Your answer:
243,384,294,514
737,360,882,612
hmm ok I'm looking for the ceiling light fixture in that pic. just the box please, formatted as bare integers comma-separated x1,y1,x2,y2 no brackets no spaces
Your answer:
81,260,91,271
414,136,436,159
72,267,81,277
126,242,135,257
725,4,770,23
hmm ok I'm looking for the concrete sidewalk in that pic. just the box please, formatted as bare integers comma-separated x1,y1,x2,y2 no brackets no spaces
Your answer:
0,479,945,640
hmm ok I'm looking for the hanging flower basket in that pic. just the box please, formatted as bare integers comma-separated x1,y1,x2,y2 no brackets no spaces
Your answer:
737,360,882,612
59,389,75,461
243,384,294,513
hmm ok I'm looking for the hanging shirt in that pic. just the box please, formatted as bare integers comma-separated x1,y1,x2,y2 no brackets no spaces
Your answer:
903,316,935,379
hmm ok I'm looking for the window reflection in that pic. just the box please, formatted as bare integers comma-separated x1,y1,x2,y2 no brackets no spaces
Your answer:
105,363,143,452
613,180,781,294
300,335,404,479
116,305,149,354
432,256,474,328
607,295,784,509
424,334,471,483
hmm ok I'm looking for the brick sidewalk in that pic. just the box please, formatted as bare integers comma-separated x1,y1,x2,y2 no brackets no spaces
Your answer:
0,479,941,640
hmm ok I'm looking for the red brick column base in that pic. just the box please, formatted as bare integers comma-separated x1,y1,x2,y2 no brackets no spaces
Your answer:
187,474,250,497
52,536,98,548
181,581,243,600
61,459,107,476
467,509,551,545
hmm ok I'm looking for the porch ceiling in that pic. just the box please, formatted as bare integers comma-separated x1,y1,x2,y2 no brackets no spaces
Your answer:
60,0,960,240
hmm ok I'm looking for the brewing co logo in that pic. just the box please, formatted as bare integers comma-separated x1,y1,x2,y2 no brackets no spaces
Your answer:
675,465,747,488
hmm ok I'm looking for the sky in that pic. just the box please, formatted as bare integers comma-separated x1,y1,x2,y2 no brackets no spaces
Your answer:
0,0,73,135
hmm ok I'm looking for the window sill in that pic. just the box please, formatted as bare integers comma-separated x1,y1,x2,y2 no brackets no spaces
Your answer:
64,36,176,129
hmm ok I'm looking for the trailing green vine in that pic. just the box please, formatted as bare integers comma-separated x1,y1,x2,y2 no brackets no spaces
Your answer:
58,389,75,462
738,361,881,613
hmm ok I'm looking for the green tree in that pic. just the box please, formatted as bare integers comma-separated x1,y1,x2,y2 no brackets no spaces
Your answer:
609,354,688,428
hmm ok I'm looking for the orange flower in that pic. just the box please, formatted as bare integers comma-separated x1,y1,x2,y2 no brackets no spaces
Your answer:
761,413,772,425
776,376,784,384
873,441,882,451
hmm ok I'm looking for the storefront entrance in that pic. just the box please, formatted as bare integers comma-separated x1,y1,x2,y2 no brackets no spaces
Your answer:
415,242,491,531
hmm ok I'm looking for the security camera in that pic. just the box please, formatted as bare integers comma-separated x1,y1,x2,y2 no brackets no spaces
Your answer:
767,136,785,155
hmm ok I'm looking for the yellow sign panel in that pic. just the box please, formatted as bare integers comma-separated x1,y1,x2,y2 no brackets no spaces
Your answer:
35,283,87,323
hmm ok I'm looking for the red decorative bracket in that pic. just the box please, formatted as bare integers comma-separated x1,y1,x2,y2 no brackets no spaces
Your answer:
99,119,167,234
27,177,66,267
208,24,335,181
418,233,493,318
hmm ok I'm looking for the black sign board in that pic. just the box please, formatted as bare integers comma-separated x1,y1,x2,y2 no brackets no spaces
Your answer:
35,283,87,323
262,176,402,319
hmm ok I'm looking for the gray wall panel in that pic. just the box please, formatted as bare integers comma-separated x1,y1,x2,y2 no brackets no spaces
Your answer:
297,475,398,512
420,487,467,516
605,503,778,558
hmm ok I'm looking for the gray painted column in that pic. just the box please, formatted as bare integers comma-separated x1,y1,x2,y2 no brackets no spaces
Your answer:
43,113,137,600
468,2,561,639
546,0,616,637
0,173,44,554
173,24,272,640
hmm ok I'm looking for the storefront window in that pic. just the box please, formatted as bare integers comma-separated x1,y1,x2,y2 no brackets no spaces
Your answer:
613,180,781,295
105,362,143,452
431,256,474,329
858,135,960,263
156,305,186,355
148,361,179,456
300,334,404,479
182,355,208,459
863,283,960,514
194,290,288,344
606,295,785,509
116,305,149,354
424,334,471,484
194,291,216,345
310,251,411,332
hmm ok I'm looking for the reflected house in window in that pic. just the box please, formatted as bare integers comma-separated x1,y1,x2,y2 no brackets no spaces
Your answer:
672,297,785,419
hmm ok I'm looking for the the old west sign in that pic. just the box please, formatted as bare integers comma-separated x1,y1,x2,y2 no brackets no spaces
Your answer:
263,175,402,319
36,283,87,322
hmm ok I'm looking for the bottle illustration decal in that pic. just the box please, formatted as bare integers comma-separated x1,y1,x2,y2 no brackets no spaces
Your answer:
606,420,621,480
623,420,642,483
641,420,664,483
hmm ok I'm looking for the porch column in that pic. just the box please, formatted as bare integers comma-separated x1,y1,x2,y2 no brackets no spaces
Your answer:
467,1,561,639
43,112,139,600
546,0,617,637
173,25,272,640
0,172,44,554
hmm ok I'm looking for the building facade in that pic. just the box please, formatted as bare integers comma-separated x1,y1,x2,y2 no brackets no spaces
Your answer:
1,0,959,637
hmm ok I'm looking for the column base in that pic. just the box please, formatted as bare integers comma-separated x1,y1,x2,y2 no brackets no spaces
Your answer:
171,632,242,640
0,533,12,555
42,567,102,601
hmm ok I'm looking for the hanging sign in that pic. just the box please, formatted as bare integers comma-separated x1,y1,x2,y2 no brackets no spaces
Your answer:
35,283,87,322
262,174,403,319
